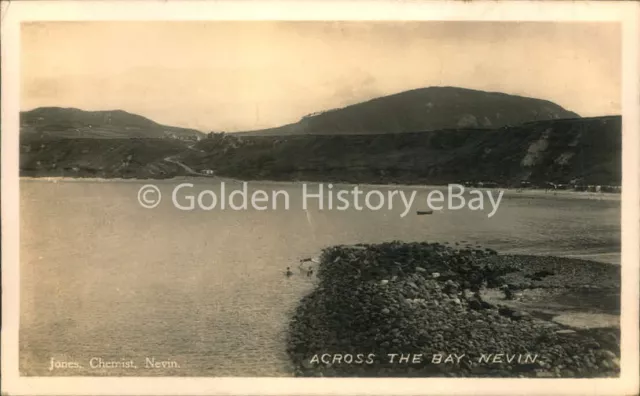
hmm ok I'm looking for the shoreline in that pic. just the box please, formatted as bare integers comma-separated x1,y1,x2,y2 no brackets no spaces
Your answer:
19,176,621,201
287,242,620,378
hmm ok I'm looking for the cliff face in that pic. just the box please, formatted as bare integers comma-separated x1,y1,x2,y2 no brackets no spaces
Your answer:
21,116,620,185
240,87,580,136
19,109,620,186
186,116,621,186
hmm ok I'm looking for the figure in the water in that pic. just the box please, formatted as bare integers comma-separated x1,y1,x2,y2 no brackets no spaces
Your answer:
307,268,314,277
285,267,293,277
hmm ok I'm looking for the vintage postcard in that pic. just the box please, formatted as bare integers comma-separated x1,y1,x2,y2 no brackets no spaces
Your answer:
1,1,639,395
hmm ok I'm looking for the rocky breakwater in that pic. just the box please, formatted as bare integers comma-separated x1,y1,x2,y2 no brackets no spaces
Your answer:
287,242,620,377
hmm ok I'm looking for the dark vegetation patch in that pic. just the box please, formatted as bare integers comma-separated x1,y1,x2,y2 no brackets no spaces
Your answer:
20,137,188,179
186,116,621,186
21,116,621,186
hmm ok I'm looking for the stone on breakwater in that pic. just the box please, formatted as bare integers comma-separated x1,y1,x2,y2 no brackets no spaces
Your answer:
286,241,620,378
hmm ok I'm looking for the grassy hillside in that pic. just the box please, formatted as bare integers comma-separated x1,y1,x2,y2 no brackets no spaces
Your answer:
20,137,189,179
21,107,204,139
239,87,580,136
20,116,620,186
185,116,620,186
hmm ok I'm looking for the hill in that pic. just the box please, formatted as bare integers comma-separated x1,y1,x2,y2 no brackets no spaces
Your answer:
183,116,620,186
19,114,620,186
238,86,580,136
20,137,189,179
20,107,204,139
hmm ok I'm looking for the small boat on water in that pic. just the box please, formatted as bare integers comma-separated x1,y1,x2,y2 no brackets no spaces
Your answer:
416,210,434,215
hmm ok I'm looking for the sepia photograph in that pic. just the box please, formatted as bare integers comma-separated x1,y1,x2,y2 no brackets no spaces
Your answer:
2,1,639,395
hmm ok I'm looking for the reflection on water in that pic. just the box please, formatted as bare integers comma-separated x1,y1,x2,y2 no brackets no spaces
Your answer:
19,180,620,376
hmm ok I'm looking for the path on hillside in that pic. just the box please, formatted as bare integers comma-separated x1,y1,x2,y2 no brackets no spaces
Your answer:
163,150,242,183
164,155,205,176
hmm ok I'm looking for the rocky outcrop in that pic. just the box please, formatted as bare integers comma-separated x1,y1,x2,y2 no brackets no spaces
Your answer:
287,242,620,377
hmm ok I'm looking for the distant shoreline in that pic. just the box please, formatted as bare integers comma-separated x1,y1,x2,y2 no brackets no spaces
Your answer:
19,176,621,201
20,114,622,193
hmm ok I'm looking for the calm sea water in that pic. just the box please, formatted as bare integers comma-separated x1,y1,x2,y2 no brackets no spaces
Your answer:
19,179,620,376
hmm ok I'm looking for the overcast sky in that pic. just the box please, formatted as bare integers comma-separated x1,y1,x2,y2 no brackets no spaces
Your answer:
21,21,621,132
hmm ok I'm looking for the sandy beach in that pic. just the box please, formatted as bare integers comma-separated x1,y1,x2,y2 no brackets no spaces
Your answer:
19,176,621,202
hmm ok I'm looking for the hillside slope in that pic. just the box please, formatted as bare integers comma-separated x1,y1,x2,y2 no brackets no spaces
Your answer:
240,86,580,136
185,116,620,186
20,138,189,179
20,116,620,186
21,107,204,139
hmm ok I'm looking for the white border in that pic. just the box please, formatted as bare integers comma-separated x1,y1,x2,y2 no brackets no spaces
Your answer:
2,1,639,395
